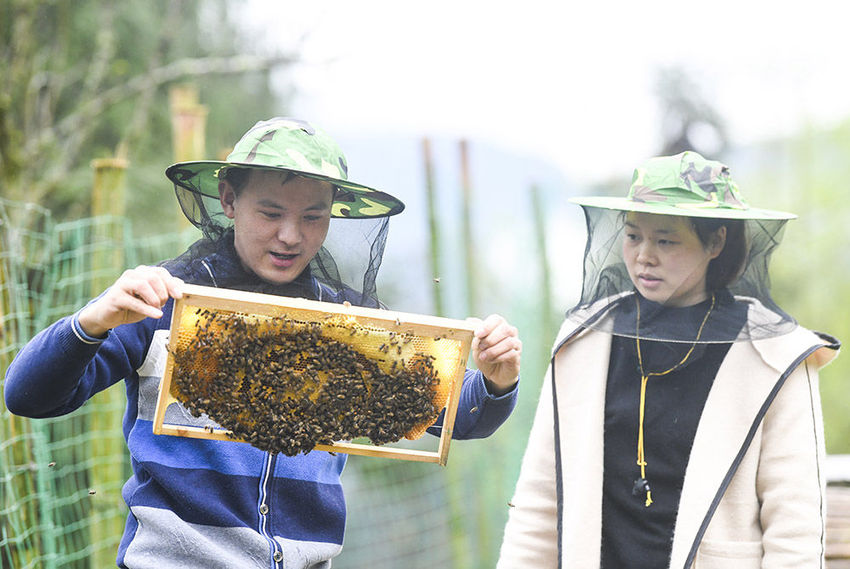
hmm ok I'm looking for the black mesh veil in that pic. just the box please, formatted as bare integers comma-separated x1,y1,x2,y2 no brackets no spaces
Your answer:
169,175,390,308
566,205,797,343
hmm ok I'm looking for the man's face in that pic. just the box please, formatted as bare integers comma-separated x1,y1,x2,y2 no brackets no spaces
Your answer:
219,170,334,285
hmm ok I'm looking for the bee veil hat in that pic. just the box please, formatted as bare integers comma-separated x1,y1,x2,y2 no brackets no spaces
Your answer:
566,151,798,342
166,117,405,225
163,117,406,307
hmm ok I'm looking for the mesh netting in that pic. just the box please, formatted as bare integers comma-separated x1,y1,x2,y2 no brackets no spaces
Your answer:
0,198,188,569
566,206,798,342
171,174,391,307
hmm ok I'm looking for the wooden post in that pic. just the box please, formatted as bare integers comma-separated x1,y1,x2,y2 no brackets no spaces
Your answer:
90,158,128,294
530,184,556,345
422,138,444,317
91,158,129,217
169,84,208,233
88,157,129,569
450,142,478,568
458,140,477,317
0,201,48,569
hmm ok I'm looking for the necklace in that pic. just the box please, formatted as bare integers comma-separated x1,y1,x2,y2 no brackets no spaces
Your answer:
633,293,715,507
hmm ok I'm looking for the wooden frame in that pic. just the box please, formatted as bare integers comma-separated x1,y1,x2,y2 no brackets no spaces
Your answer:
153,283,475,465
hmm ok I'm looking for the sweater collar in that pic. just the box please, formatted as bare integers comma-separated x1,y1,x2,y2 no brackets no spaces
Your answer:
201,230,319,299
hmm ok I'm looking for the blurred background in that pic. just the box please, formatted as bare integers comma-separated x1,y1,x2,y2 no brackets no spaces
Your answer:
2,1,849,567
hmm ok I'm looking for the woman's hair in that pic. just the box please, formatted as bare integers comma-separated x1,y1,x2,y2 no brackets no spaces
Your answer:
691,217,747,291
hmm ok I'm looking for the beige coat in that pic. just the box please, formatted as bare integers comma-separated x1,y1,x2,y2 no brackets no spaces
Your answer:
497,312,838,569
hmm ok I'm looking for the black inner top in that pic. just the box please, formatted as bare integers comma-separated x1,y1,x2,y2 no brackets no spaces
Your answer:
600,292,745,568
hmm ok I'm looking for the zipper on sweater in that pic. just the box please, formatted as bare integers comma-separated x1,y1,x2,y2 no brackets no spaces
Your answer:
201,260,218,287
258,452,284,568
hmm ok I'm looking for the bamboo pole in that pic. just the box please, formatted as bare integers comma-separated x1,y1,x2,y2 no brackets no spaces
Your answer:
90,157,128,299
0,219,38,569
88,157,129,569
448,140,480,569
0,199,57,569
168,84,208,233
530,184,556,345
91,158,128,217
458,140,477,317
422,138,444,317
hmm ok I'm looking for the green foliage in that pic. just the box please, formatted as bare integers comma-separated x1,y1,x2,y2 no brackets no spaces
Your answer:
739,123,850,453
0,0,286,235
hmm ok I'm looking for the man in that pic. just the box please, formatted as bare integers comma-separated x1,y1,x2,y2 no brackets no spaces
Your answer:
5,117,521,568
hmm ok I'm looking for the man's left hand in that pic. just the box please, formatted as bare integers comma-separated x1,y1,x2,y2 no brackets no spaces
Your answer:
469,314,522,396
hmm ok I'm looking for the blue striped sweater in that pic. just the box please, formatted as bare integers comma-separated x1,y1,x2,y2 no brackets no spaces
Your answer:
3,242,518,568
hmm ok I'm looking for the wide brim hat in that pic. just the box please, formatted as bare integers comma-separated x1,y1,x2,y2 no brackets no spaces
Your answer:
165,117,405,219
565,150,798,343
570,151,795,220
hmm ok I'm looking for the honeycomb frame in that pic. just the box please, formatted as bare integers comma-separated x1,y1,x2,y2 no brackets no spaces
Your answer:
153,283,475,465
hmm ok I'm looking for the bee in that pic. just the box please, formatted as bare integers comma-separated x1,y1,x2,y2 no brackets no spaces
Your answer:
172,308,442,455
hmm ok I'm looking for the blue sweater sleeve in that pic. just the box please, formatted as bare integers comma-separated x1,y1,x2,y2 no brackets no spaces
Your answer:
427,368,519,440
3,309,156,418
5,297,517,437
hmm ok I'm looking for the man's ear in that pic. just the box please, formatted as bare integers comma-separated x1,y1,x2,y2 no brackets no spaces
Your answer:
219,180,236,219
709,225,727,259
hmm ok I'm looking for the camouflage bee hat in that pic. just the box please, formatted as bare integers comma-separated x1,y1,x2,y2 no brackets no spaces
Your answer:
163,117,403,307
570,151,795,220
165,117,405,219
566,150,799,343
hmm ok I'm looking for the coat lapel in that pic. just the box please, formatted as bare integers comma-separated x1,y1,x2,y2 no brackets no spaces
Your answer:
668,340,772,567
669,325,834,568
553,326,612,565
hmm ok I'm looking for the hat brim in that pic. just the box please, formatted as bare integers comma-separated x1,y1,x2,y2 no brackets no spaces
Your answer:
165,161,405,219
569,196,796,220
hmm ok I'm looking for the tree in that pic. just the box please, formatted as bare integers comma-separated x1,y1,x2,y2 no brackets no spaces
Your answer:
0,0,295,229
654,66,728,157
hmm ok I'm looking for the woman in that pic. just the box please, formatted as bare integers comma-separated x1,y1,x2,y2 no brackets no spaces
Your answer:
497,151,839,568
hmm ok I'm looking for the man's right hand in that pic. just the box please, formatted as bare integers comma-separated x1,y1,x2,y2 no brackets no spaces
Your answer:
77,265,184,337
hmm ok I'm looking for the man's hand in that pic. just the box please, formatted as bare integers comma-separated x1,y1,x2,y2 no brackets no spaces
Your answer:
470,314,521,396
78,265,184,337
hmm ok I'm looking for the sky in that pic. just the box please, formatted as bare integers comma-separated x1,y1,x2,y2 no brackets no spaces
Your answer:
237,1,850,315
242,0,850,185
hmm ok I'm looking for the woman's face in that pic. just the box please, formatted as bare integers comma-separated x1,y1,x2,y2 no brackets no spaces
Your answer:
219,170,334,285
622,212,724,307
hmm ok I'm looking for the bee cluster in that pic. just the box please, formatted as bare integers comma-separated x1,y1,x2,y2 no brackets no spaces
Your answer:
170,309,441,456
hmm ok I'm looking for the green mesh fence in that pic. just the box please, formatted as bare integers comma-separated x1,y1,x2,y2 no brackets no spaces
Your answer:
0,198,542,568
0,198,191,569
